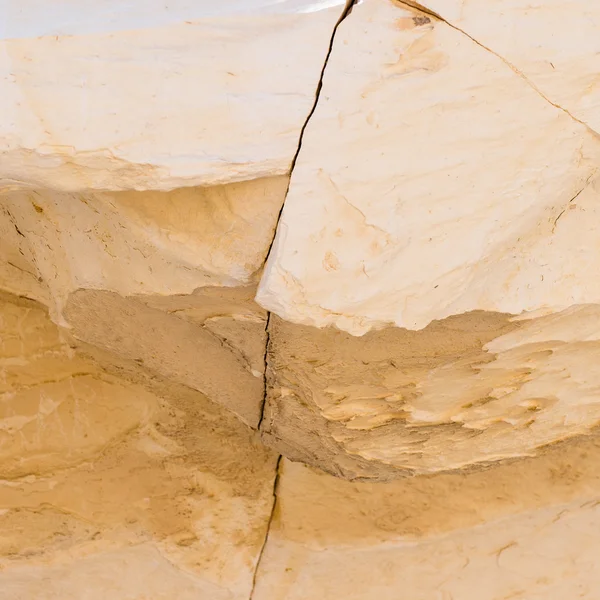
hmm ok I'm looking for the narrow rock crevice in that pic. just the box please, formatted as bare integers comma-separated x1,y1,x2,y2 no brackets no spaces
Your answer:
257,311,272,430
249,454,282,600
395,0,597,133
257,0,358,429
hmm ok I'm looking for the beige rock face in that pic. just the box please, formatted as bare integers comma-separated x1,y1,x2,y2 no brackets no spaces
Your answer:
1,178,288,319
262,310,600,477
3,0,600,597
254,453,600,599
0,294,278,599
64,288,266,427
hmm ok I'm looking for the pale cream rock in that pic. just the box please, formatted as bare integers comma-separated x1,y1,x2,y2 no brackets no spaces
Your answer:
253,457,600,599
257,0,600,334
0,0,345,191
0,294,278,600
415,0,600,133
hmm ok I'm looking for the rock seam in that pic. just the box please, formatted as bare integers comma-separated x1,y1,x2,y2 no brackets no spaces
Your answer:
395,0,598,134
249,455,282,600
257,0,359,430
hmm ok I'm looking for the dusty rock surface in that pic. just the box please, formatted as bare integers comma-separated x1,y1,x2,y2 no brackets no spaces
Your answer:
3,0,600,597
0,294,278,599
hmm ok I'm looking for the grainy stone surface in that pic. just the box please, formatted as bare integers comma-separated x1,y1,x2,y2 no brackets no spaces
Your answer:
0,294,278,600
3,0,600,596
253,456,600,599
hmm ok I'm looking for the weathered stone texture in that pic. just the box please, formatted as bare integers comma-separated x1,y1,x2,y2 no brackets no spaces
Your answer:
3,0,600,597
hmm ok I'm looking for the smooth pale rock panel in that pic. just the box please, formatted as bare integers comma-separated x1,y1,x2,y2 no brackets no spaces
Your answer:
257,0,600,334
0,293,278,599
415,0,600,133
263,309,600,478
1,178,287,320
0,1,346,191
253,454,600,599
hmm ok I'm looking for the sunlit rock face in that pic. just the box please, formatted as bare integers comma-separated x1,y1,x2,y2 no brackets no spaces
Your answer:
0,1,344,191
257,0,600,334
3,0,600,597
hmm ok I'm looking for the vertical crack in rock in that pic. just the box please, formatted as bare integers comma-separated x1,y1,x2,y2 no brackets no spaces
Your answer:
249,455,282,600
395,0,597,133
257,312,272,430
257,0,358,429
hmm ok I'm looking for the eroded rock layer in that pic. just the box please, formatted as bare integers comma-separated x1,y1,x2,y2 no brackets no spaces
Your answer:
3,0,600,597
0,294,278,599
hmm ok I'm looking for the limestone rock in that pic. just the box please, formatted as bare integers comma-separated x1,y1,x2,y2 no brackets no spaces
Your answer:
257,0,600,334
0,207,48,306
0,181,279,427
4,0,600,596
0,294,278,599
253,453,600,599
1,179,288,321
263,309,600,477
64,287,266,427
0,1,345,191
141,285,269,378
415,0,600,134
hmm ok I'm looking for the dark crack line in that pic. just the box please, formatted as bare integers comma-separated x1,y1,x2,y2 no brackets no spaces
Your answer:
552,174,596,232
249,454,282,600
257,0,358,431
257,311,272,430
394,0,596,133
263,0,359,265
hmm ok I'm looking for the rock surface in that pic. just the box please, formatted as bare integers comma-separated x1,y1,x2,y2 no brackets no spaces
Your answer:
257,0,600,333
0,1,345,191
417,0,600,133
3,0,600,597
253,454,600,599
0,294,278,599
261,306,600,477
